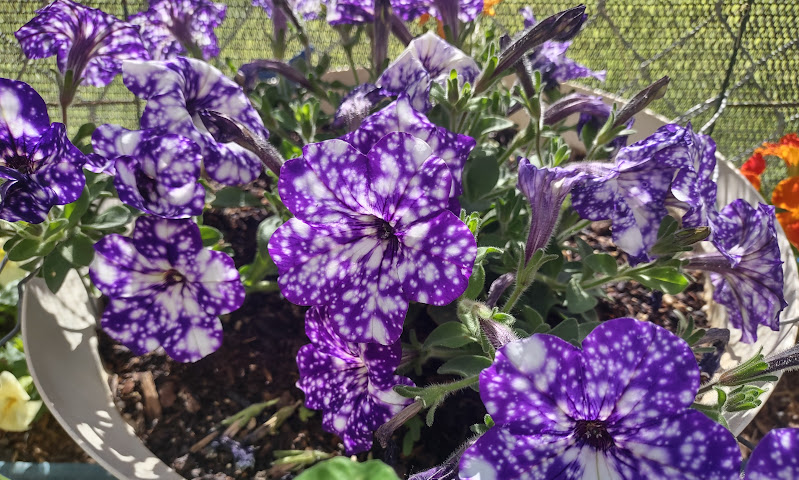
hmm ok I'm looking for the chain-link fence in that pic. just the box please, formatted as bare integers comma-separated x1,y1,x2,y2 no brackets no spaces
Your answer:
2,0,798,164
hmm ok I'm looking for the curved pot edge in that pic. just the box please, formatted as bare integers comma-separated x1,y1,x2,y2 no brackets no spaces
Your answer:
21,270,183,480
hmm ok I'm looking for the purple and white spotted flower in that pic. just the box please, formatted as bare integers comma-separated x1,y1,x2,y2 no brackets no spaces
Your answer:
687,200,786,344
122,56,268,185
520,7,605,90
569,124,694,263
253,0,320,21
391,0,483,24
376,32,480,112
129,0,227,60
459,317,740,480
89,216,245,362
744,428,799,479
15,0,149,88
269,132,476,345
517,158,586,260
296,307,414,453
0,78,85,223
344,94,476,211
91,125,205,218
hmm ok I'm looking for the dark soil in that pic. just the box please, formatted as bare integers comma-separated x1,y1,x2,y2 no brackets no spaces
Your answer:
0,412,93,463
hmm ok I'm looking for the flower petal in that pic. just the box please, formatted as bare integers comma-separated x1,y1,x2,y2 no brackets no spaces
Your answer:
580,318,699,426
745,428,799,480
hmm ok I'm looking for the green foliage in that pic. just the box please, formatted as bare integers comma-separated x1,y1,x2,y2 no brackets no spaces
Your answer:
295,457,400,480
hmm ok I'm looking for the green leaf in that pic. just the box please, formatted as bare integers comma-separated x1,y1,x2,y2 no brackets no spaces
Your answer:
577,321,601,342
422,322,476,350
566,277,597,314
548,318,579,343
71,122,96,146
88,205,133,230
437,355,492,378
210,187,263,208
7,238,56,262
256,216,283,254
629,267,689,294
462,146,500,202
470,116,515,138
0,279,20,306
583,254,617,276
294,457,400,480
199,225,223,247
42,250,72,293
401,416,423,456
59,233,95,267
463,264,485,300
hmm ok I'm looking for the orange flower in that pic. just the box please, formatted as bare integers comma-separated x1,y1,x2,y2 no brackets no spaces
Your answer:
741,152,766,191
419,13,445,37
754,133,799,175
483,0,503,16
771,176,799,247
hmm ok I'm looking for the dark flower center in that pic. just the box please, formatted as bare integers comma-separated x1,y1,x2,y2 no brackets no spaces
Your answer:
164,268,185,285
6,155,31,174
377,219,395,240
574,419,615,451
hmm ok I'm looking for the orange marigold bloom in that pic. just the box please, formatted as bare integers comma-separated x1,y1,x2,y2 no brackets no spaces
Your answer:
741,152,766,191
483,0,503,16
771,176,799,248
419,13,445,37
755,133,799,173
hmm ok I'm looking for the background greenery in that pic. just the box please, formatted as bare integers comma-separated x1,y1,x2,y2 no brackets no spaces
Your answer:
1,0,798,165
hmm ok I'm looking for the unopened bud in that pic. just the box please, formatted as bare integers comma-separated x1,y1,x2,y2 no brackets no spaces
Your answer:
613,76,670,128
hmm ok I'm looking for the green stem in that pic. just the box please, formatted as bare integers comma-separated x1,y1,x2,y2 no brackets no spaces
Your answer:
556,219,591,243
496,136,526,167
427,375,479,403
579,263,652,290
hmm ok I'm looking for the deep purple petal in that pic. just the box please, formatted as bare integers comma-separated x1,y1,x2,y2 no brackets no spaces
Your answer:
123,57,267,185
130,216,204,265
15,0,149,86
611,410,740,479
344,95,475,200
296,307,413,453
0,78,50,146
112,133,204,218
459,427,579,480
129,0,227,60
745,428,799,480
690,200,786,343
481,333,584,430
0,178,58,224
396,211,475,305
580,318,699,426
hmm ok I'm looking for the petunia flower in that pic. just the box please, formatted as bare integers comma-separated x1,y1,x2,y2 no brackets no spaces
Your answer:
0,372,42,432
744,428,799,479
517,158,586,260
296,307,414,453
15,0,149,111
91,125,205,218
667,124,720,232
569,124,693,263
519,7,605,90
122,56,268,185
253,0,320,21
89,216,245,362
376,32,480,112
129,0,227,60
686,200,786,344
459,317,741,480
391,0,483,25
268,132,476,345
0,78,85,223
343,94,476,211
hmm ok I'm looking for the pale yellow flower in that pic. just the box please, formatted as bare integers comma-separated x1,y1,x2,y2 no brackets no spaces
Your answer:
0,371,42,432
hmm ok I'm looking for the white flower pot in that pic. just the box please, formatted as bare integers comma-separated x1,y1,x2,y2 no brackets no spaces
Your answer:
19,86,797,478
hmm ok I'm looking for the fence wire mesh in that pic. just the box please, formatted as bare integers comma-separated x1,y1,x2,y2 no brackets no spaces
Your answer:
1,0,798,164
